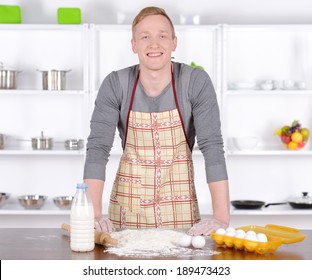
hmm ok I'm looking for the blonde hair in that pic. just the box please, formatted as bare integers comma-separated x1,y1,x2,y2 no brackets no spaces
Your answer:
132,7,175,38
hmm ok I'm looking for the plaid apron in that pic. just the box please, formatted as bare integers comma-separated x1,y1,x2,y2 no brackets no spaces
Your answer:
108,71,200,229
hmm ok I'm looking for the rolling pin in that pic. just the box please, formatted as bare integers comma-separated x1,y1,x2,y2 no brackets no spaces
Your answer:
61,223,118,246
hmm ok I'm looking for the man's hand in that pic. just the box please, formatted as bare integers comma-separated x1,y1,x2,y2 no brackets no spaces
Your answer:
94,217,114,233
187,217,228,236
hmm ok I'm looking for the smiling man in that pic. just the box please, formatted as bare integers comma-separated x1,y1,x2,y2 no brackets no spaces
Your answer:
84,6,230,236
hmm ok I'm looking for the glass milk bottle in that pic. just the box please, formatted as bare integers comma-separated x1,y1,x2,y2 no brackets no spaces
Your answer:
70,183,95,252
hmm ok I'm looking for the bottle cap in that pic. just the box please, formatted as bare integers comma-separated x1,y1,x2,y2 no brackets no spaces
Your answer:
76,183,88,190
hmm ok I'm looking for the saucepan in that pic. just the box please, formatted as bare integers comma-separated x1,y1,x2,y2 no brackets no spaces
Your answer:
0,134,5,149
37,69,71,91
31,131,53,150
231,192,312,209
0,62,22,89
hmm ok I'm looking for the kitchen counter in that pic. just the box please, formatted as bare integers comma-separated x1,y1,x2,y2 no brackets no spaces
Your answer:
0,228,311,260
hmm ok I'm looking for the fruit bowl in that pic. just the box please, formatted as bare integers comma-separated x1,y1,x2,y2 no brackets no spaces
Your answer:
275,120,310,150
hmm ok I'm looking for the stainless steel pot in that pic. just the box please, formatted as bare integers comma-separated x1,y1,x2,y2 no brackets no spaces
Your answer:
31,131,53,150
37,69,71,91
0,134,4,149
0,62,21,89
64,139,84,150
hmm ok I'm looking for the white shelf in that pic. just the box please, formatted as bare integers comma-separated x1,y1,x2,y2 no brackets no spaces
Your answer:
225,90,312,95
0,201,70,215
227,148,312,156
230,205,312,215
0,147,85,156
0,24,88,31
0,90,85,95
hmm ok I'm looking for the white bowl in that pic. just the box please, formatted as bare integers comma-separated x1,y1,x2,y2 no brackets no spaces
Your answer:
233,137,259,150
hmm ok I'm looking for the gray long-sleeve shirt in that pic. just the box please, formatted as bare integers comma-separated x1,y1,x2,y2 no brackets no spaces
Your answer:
83,62,228,183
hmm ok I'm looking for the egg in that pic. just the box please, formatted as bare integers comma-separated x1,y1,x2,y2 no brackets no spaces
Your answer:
225,230,236,236
225,227,236,233
244,233,258,242
257,233,268,243
235,229,245,235
178,234,193,247
246,230,256,236
215,228,226,235
191,235,206,249
234,231,246,239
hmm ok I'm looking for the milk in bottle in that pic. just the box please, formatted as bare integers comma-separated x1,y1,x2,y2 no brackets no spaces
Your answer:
70,183,94,252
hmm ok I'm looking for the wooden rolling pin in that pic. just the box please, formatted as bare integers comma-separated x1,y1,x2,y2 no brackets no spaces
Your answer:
61,223,118,246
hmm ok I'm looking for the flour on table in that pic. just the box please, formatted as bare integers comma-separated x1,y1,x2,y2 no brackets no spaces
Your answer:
104,229,219,258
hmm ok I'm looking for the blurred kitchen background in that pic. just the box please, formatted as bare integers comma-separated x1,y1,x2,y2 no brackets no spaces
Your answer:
1,0,312,229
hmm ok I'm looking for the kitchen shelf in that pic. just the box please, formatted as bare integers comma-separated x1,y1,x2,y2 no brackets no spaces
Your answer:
225,90,312,96
0,201,70,215
0,90,86,95
0,147,85,156
227,149,312,156
230,205,312,215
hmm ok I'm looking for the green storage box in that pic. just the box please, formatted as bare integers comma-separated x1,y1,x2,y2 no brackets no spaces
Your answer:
0,5,22,24
57,8,81,24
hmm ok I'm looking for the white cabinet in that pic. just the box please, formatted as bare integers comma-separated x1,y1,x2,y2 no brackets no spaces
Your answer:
222,25,312,223
0,24,90,226
1,24,311,228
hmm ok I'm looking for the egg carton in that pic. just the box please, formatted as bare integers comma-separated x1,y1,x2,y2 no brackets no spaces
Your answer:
210,224,306,255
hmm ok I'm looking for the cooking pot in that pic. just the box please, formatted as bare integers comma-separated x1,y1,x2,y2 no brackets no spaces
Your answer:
0,134,5,149
37,69,71,91
0,62,22,89
231,192,312,210
31,131,53,150
64,139,84,150
288,192,312,209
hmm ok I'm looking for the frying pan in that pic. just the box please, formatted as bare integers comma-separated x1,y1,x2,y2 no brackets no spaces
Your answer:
231,200,286,210
231,192,312,209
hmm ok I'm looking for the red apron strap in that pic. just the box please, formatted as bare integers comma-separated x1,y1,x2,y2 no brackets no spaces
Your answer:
171,72,191,150
124,70,140,149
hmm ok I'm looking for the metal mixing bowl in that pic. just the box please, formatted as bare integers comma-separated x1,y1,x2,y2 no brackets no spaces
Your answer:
53,196,73,210
0,192,10,207
18,195,47,209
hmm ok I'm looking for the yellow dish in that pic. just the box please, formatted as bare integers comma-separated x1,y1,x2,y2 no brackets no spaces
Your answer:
210,224,306,255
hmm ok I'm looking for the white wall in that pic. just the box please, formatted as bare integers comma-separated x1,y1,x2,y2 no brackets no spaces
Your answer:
3,0,312,24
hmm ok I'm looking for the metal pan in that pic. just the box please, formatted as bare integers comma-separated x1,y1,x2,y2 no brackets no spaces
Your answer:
231,200,286,210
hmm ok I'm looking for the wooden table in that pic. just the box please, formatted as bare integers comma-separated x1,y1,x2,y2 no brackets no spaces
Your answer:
0,228,311,260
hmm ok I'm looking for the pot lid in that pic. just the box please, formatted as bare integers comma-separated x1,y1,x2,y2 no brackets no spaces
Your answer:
32,131,52,140
289,192,312,204
0,61,20,71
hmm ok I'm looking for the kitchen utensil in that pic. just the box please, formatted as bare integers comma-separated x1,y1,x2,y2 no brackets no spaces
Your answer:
18,195,47,209
31,131,53,150
57,8,81,24
288,192,312,209
231,200,286,210
53,196,74,210
0,192,10,207
0,62,22,89
64,139,84,150
0,134,5,149
61,223,118,246
232,136,259,150
211,224,306,255
0,5,22,24
37,69,71,91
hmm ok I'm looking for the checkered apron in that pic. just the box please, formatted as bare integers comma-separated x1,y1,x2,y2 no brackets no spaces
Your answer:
108,71,200,229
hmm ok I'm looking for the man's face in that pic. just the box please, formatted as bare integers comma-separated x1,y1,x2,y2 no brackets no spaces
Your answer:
131,15,177,72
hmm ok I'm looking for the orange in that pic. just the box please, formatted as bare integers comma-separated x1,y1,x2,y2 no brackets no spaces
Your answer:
288,141,298,150
291,132,303,143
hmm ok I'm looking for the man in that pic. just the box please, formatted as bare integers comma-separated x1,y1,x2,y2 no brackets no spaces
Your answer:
83,6,230,236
